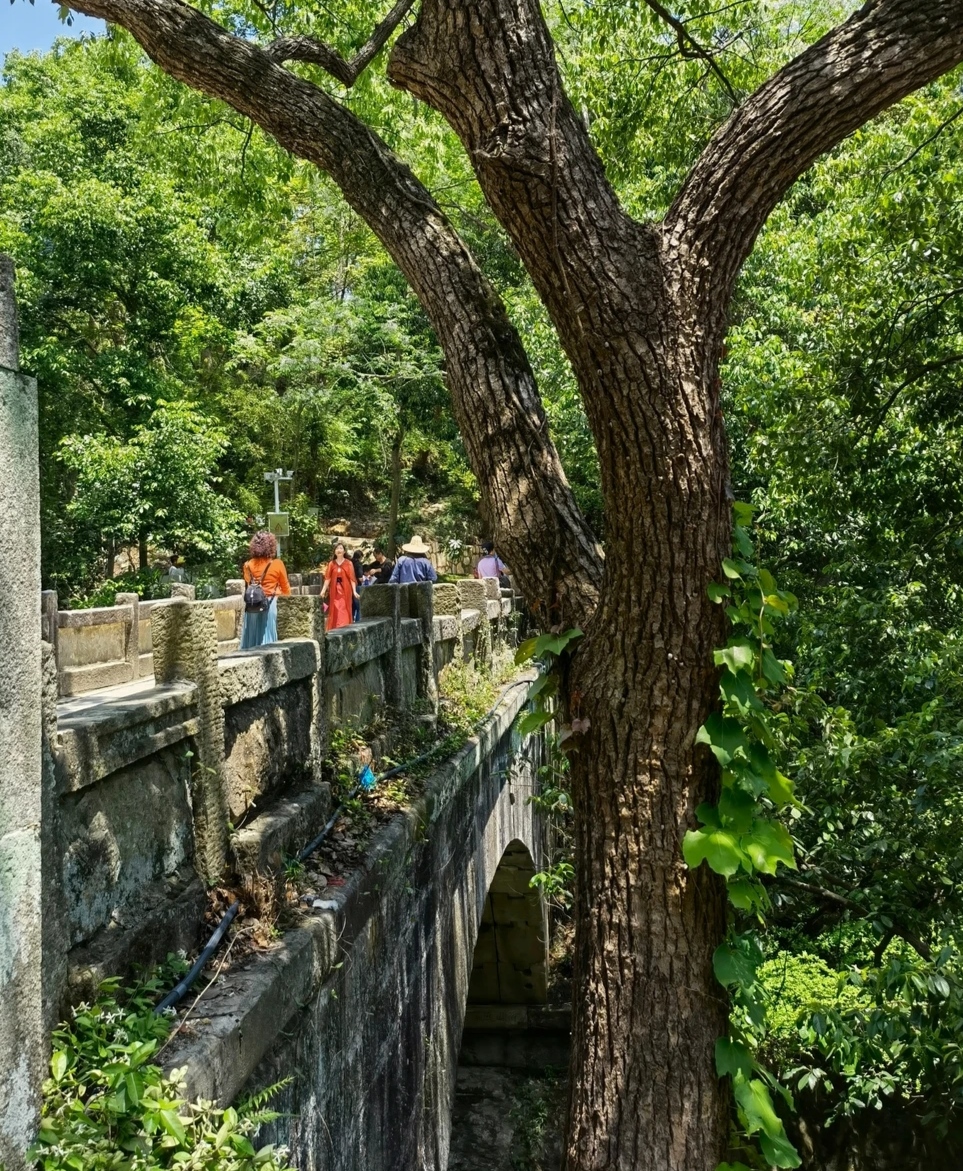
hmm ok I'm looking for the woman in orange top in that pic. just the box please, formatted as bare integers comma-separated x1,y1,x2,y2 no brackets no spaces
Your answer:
320,542,358,631
240,531,291,649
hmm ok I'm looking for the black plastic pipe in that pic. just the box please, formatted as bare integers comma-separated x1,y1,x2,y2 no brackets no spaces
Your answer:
155,899,240,1014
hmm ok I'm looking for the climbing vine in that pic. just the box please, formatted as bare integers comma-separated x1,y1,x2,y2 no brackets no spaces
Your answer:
515,627,583,908
684,502,801,1169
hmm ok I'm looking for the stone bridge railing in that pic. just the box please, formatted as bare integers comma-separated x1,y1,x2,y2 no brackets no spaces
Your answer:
43,574,515,698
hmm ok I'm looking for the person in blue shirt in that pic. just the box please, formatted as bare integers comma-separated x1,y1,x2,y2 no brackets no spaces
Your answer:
389,535,438,584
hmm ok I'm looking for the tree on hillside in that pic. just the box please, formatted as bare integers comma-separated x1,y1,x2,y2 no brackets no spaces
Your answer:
47,0,963,1166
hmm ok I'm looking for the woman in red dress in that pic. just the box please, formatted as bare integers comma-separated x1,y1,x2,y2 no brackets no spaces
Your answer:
320,542,359,630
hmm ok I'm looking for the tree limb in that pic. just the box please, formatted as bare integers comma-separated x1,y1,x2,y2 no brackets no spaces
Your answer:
61,0,602,627
265,0,416,87
641,0,739,106
776,876,933,962
664,0,963,331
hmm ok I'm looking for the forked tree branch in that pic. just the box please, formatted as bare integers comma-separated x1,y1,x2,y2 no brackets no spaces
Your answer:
641,0,739,106
265,0,416,87
664,0,963,331
60,0,602,627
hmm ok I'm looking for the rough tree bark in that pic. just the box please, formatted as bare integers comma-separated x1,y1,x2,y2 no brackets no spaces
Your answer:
57,0,963,1167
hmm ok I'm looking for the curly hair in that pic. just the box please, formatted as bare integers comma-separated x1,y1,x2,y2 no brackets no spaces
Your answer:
249,531,277,559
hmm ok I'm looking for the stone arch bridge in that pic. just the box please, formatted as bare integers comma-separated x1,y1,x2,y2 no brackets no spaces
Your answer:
0,257,553,1171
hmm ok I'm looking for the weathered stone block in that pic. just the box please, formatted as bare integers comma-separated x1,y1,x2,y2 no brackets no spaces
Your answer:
151,600,229,882
60,747,195,947
276,594,325,644
224,680,314,820
433,583,461,616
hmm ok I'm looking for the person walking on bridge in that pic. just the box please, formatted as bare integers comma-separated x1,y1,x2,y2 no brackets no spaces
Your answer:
320,542,359,630
240,531,291,649
389,535,438,584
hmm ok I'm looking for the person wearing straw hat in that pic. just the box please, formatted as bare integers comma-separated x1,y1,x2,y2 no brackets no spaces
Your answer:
389,534,438,584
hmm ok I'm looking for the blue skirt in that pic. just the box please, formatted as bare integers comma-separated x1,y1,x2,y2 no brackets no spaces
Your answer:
240,596,278,649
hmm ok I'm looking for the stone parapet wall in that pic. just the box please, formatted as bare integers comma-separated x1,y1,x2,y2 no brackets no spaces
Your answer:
161,676,545,1171
41,581,522,1018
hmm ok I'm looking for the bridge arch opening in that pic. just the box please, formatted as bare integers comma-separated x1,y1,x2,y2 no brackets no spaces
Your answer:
468,837,549,1005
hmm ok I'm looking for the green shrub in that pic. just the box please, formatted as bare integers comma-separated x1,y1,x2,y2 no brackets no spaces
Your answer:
29,978,294,1170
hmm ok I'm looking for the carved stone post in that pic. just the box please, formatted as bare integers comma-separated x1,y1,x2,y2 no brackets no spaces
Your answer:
276,594,327,778
359,584,404,710
151,599,229,881
401,582,438,713
115,591,140,678
0,255,43,1170
458,579,492,670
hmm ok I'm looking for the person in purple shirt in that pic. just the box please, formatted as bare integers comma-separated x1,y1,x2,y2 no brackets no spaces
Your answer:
475,541,508,580
389,535,438,583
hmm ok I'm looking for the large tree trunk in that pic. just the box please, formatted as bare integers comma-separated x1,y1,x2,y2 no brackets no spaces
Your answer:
58,1,963,1167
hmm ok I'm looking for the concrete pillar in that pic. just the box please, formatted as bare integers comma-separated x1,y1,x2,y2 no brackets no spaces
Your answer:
115,592,140,678
0,254,43,1169
359,584,404,710
401,582,438,714
151,599,229,881
276,595,327,775
170,582,196,600
458,579,492,670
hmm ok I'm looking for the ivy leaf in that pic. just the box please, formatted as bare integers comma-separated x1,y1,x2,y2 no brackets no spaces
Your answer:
720,668,764,715
733,1076,800,1167
708,581,730,603
760,647,789,685
713,640,755,673
727,877,769,912
683,827,746,877
533,629,583,657
722,557,749,580
527,673,558,701
51,1051,68,1081
759,1129,803,1169
695,802,721,829
718,786,755,834
733,524,754,558
715,1037,753,1079
696,713,751,766
518,709,553,736
741,820,796,875
514,638,538,665
713,939,761,989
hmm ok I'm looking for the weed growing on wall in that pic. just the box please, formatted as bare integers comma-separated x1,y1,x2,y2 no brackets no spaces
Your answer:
29,975,293,1170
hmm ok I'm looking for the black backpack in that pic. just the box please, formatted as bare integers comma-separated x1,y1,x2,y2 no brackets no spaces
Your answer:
244,560,274,612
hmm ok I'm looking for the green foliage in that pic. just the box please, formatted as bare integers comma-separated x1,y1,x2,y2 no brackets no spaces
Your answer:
71,567,166,609
30,977,294,1170
683,505,801,1168
60,399,243,563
